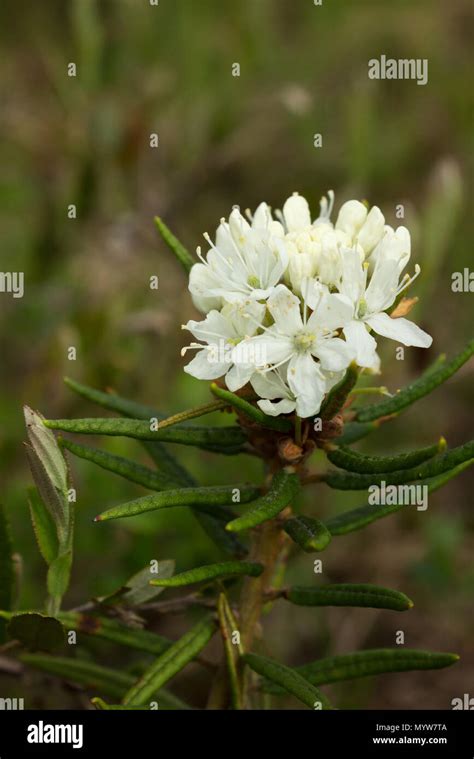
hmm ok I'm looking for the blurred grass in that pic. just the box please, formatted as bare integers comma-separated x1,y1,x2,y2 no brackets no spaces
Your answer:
0,0,473,709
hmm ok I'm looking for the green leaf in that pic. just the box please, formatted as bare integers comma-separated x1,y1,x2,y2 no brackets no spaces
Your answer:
320,363,359,420
62,378,245,556
210,383,292,432
154,215,195,272
27,487,58,566
285,584,413,611
242,652,331,710
217,593,242,709
323,440,474,490
226,469,299,532
47,551,73,610
8,613,65,652
58,612,171,655
283,516,332,553
64,377,160,419
355,341,474,422
24,407,69,496
91,698,149,711
325,459,474,535
60,438,179,491
336,420,379,445
194,510,248,559
122,615,216,705
95,483,259,523
0,504,13,644
150,561,263,588
44,417,247,454
119,560,175,606
157,400,227,428
21,653,137,700
326,439,445,474
263,649,459,693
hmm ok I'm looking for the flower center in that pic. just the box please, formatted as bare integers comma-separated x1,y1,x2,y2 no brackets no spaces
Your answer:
293,331,316,353
357,298,367,318
247,274,260,288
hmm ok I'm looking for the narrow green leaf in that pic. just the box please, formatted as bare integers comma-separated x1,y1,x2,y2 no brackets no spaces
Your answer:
58,612,171,656
325,459,474,535
283,516,332,553
326,439,445,474
195,509,248,559
65,375,193,480
8,613,65,652
123,615,216,705
243,652,331,710
95,483,259,523
323,440,474,490
264,649,460,693
62,378,245,556
24,407,69,495
22,654,131,699
154,215,195,272
336,420,380,445
355,340,474,422
63,377,241,557
44,417,247,454
64,376,160,420
0,504,13,644
285,584,413,611
27,487,58,566
47,551,73,609
226,469,299,532
210,383,292,432
91,698,149,711
150,561,263,588
217,593,242,709
158,400,227,429
22,653,191,708
118,560,175,606
320,363,359,420
60,437,179,491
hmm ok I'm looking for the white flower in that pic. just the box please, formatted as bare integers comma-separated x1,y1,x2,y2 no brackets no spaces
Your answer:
181,300,266,391
188,207,288,309
335,200,386,256
242,283,354,417
181,190,433,420
251,363,344,418
368,225,411,272
339,247,432,370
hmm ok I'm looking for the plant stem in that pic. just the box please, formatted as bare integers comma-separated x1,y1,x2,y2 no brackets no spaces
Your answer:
294,415,302,446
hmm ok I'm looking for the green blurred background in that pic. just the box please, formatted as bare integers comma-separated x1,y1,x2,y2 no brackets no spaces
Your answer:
1,0,473,709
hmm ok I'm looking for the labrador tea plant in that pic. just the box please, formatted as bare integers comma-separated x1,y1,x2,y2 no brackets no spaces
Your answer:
3,191,473,710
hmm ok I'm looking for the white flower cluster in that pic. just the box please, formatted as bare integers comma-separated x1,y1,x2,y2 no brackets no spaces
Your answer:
182,192,432,418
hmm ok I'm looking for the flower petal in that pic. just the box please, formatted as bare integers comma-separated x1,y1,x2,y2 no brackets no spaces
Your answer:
225,363,255,392
287,353,326,417
335,200,367,237
357,206,385,255
183,350,228,380
257,398,296,416
312,337,354,372
365,312,433,348
267,284,303,335
283,193,311,232
343,320,379,369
